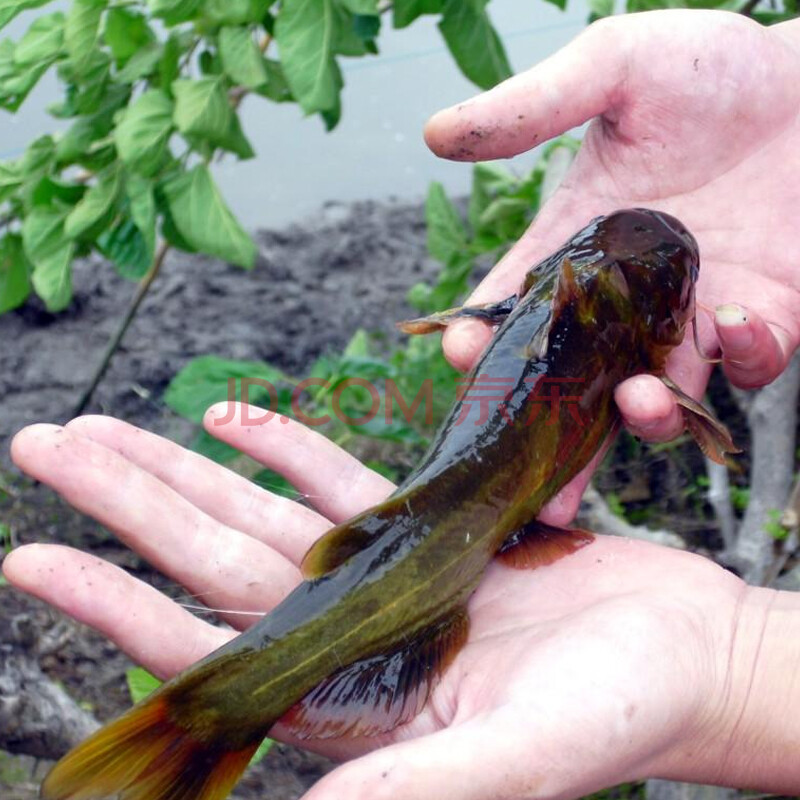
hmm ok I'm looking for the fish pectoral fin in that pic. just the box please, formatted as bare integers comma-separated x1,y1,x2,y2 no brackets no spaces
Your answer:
301,522,375,579
661,376,740,465
496,519,594,570
279,608,469,740
397,295,517,335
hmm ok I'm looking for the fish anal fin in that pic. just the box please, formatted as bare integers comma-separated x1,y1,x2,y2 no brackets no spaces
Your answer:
497,519,594,570
661,376,740,465
397,296,517,336
280,609,469,740
41,695,261,800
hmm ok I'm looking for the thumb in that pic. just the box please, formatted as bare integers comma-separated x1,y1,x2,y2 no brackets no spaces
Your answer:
424,20,624,162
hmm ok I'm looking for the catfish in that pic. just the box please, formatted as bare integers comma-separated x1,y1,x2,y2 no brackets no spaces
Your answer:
41,208,736,800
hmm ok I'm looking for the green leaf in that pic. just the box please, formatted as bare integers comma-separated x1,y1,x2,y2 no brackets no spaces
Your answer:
21,135,55,181
0,233,31,313
172,77,232,141
66,49,111,113
113,42,162,84
275,0,340,115
353,13,380,47
0,160,23,202
127,174,156,262
0,0,54,33
172,78,254,158
332,2,369,56
256,59,293,103
587,0,614,17
438,0,512,90
0,39,49,110
22,208,74,311
64,169,119,238
341,0,378,11
543,0,567,9
14,11,64,67
425,182,467,265
114,89,174,176
55,85,129,164
158,31,182,90
219,27,268,89
97,215,151,279
148,0,203,26
104,8,155,67
393,0,442,28
165,355,289,423
65,0,107,77
161,165,255,268
26,176,84,210
204,0,272,24
126,667,162,704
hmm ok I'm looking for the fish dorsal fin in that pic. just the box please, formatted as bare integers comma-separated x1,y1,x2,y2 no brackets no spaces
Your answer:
280,608,470,740
497,519,594,569
300,521,377,579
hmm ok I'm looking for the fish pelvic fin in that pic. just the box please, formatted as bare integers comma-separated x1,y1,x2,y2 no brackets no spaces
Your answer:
497,519,594,570
280,607,469,739
40,694,261,800
661,375,740,465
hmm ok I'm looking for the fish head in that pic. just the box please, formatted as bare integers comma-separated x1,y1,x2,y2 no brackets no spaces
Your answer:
597,208,699,349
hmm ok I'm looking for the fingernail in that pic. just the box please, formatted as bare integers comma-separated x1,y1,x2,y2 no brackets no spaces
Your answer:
715,304,753,349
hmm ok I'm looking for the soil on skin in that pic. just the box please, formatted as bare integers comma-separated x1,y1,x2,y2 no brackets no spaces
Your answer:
0,198,444,799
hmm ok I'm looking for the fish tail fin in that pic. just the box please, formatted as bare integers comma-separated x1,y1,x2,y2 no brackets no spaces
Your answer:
40,695,261,800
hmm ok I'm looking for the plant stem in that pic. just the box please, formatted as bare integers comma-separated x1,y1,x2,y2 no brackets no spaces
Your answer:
72,241,170,417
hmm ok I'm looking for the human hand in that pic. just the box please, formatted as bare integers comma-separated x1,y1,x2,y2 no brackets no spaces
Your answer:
425,9,800,521
6,409,799,799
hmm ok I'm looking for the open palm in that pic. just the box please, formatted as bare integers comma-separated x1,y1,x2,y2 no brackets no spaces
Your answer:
426,10,800,522
5,408,748,800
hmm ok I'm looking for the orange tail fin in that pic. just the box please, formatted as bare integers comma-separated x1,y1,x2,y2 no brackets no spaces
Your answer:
41,695,260,800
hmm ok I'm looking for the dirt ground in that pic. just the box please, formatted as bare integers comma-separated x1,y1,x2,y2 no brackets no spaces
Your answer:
0,198,445,798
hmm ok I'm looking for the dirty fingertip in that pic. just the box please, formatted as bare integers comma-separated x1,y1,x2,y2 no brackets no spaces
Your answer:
715,303,753,351
10,423,64,460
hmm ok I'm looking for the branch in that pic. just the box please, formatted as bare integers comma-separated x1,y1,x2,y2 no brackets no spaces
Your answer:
733,353,800,584
579,484,686,549
704,457,737,554
0,616,98,760
72,241,171,417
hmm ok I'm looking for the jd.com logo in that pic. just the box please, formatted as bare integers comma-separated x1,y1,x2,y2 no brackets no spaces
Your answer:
211,375,586,428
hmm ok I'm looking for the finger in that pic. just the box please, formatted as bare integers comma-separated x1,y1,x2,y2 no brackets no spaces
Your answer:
11,424,300,627
65,415,330,566
204,403,395,522
3,545,229,679
424,21,623,162
715,304,793,389
614,374,685,443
